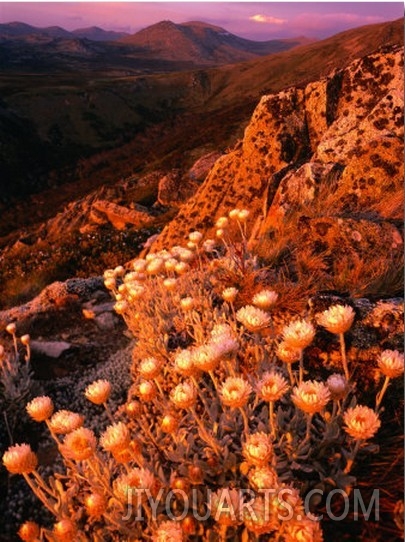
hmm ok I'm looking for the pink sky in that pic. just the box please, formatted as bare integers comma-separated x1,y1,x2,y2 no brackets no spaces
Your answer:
0,2,402,40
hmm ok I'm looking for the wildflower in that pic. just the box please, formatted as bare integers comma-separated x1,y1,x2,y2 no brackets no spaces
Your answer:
104,277,116,290
178,248,195,263
212,335,239,358
138,357,162,380
292,380,331,414
146,257,164,275
126,284,145,300
378,350,404,378
343,405,381,441
216,216,229,228
252,289,278,310
180,297,194,311
48,410,84,434
113,265,125,277
173,349,197,377
112,439,141,464
138,380,157,401
327,373,348,400
170,381,197,409
126,401,142,418
84,379,111,405
6,323,16,334
220,377,252,408
165,258,179,272
243,496,277,534
216,228,225,238
243,432,273,467
132,259,147,272
283,516,324,542
3,443,38,474
26,396,54,422
84,492,108,518
317,304,355,334
271,484,303,518
202,239,217,252
115,468,158,503
237,209,250,222
161,413,179,433
163,278,178,291
114,300,128,314
209,488,241,526
100,422,130,454
53,518,77,541
282,319,315,349
257,371,289,402
228,209,240,220
153,520,184,542
192,344,221,372
175,262,190,275
236,305,271,332
249,466,278,490
17,521,40,541
189,231,203,244
104,268,115,278
188,465,204,484
222,287,238,303
61,427,97,461
276,341,301,364
20,334,30,346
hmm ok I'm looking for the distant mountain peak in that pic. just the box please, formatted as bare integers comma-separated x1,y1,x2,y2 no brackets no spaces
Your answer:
121,19,313,64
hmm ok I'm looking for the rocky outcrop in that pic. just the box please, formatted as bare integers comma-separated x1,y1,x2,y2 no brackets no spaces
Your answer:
157,169,200,207
149,45,404,295
90,200,155,230
0,277,128,378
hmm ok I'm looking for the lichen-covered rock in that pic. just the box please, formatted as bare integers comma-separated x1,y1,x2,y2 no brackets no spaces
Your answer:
149,45,403,298
188,151,222,182
91,200,155,230
157,169,200,207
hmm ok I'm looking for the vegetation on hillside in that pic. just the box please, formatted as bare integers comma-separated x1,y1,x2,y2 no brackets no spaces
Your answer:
1,211,403,541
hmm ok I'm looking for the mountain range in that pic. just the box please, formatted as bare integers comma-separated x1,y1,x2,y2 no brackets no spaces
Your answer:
0,20,312,69
0,21,128,41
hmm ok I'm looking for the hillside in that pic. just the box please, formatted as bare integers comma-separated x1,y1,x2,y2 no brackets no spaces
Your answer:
0,18,403,310
0,18,401,241
121,20,312,63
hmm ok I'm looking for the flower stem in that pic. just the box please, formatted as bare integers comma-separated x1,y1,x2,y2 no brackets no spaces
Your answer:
339,333,350,380
269,401,276,438
23,473,57,516
305,413,313,441
287,364,295,387
103,402,116,424
190,407,222,456
375,375,390,411
299,351,304,384
344,439,362,474
239,407,250,436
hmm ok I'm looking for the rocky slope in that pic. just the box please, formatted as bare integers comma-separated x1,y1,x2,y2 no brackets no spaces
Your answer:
150,44,404,297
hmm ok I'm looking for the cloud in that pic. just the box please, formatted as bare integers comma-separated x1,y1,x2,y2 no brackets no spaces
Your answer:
249,14,287,25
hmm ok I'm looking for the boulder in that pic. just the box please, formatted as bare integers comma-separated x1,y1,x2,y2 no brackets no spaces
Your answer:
91,200,155,230
30,340,72,359
157,169,200,207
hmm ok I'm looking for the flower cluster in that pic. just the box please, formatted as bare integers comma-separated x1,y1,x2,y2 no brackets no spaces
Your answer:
1,210,402,541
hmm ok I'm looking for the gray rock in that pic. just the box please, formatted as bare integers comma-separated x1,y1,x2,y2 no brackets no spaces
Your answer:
30,340,72,359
